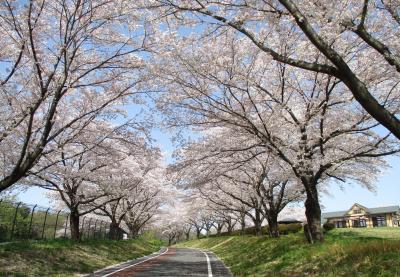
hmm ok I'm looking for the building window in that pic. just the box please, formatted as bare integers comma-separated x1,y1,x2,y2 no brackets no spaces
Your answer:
372,216,387,227
352,219,366,228
354,209,361,214
335,221,347,228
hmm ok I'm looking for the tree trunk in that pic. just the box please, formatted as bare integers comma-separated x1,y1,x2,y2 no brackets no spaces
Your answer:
240,214,246,235
267,215,280,238
205,227,211,237
226,221,233,234
253,210,262,236
196,228,201,239
128,224,140,239
216,226,223,236
109,221,120,240
303,179,323,243
0,149,42,192
70,210,80,241
185,231,190,240
0,172,22,193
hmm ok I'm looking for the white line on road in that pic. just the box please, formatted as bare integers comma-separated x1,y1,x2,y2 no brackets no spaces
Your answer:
201,250,213,277
102,247,169,277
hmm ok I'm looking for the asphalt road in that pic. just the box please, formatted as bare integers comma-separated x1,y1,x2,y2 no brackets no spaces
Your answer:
89,247,233,277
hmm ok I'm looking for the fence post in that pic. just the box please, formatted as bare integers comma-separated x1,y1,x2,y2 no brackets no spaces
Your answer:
103,221,108,239
108,222,112,240
104,221,108,239
81,216,86,239
41,208,50,239
64,213,70,238
28,204,37,238
86,218,93,239
10,202,22,240
99,221,103,239
53,210,62,239
117,225,121,241
93,219,99,239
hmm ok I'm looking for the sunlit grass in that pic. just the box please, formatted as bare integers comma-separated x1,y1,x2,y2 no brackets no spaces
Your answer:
177,228,400,276
331,227,400,239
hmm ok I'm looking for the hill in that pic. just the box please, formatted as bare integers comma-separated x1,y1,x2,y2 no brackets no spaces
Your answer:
0,236,163,276
177,228,400,276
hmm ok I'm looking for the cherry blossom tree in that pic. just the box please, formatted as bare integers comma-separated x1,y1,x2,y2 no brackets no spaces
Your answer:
215,209,238,235
150,0,400,140
179,196,208,239
180,222,193,241
0,0,151,192
171,133,304,237
162,223,180,245
158,200,194,244
159,207,190,245
93,153,163,240
212,214,226,236
123,170,169,239
219,161,303,238
153,33,397,242
29,121,155,240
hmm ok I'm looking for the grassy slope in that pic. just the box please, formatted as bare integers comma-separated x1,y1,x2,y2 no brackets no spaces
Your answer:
0,237,163,277
177,228,400,277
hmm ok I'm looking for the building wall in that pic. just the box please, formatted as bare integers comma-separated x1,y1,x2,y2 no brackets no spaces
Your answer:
327,213,399,228
387,214,393,227
367,217,373,228
347,205,367,216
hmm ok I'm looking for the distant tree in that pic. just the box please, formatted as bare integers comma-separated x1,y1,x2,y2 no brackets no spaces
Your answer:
123,177,167,239
93,152,162,240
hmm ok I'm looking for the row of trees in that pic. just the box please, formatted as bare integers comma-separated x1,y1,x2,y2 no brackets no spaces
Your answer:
160,187,307,245
147,0,400,243
0,0,169,241
24,118,168,241
1,1,399,244
160,197,246,245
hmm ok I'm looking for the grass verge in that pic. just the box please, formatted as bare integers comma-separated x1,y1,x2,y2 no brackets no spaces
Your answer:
177,228,400,276
0,237,163,276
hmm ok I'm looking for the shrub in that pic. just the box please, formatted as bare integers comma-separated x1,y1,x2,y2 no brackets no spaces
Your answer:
278,223,302,235
323,222,335,232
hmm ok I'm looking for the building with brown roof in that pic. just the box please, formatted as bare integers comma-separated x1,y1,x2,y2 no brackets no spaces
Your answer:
322,203,400,228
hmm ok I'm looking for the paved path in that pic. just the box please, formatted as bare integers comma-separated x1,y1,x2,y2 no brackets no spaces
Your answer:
89,248,233,277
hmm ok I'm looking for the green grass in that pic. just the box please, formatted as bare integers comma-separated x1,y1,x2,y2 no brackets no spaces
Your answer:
332,227,400,239
0,237,163,276
177,228,400,276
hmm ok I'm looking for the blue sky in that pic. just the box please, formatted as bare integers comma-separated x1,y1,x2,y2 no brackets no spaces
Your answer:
321,155,400,212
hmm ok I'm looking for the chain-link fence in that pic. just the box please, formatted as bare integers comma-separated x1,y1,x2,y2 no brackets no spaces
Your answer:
0,199,111,242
